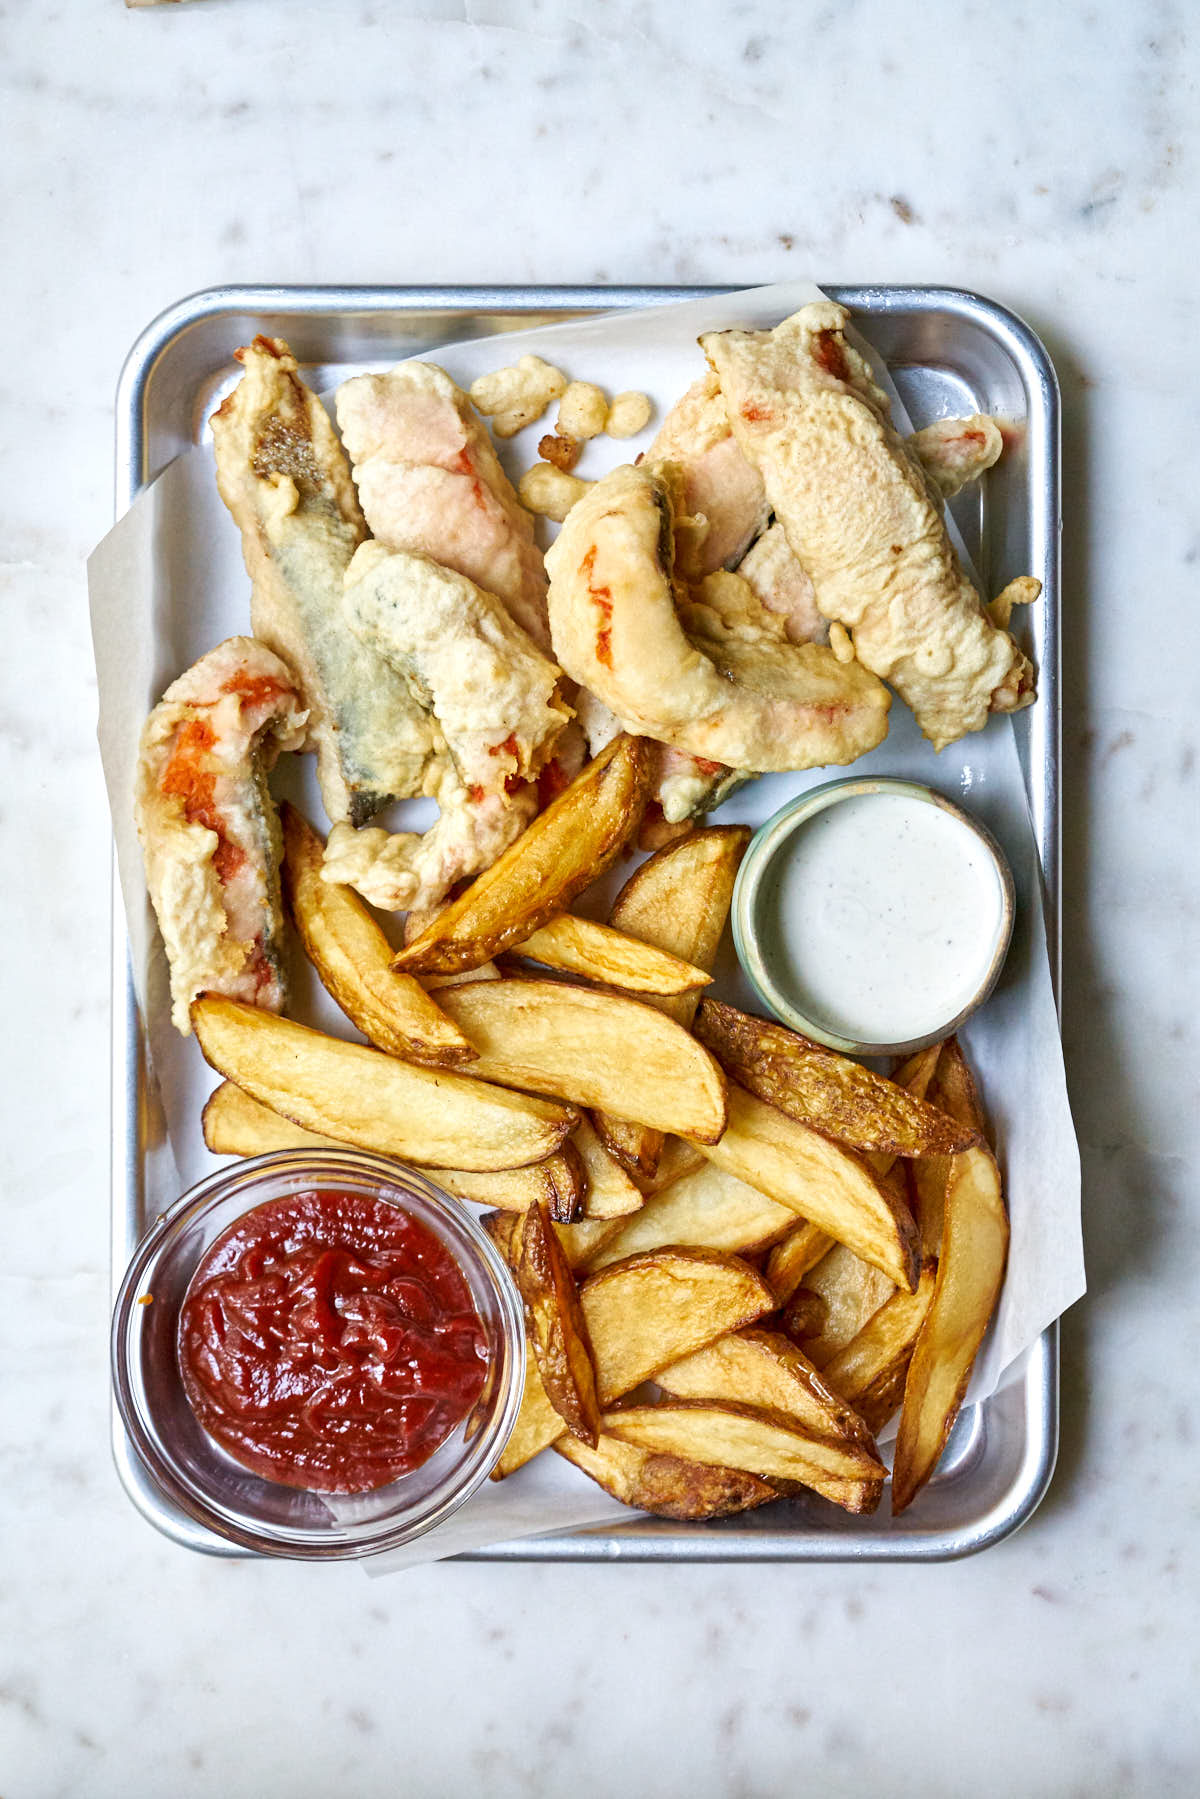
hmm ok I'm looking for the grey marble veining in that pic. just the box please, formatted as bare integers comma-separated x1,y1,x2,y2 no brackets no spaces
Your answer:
2,1,1198,1794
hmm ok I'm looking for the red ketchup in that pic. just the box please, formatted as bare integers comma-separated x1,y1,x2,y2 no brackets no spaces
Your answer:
177,1190,489,1493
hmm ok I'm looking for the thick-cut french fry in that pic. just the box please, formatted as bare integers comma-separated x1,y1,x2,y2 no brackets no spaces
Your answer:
607,829,752,1014
892,1042,1009,1514
769,1052,937,1329
764,1221,835,1302
695,1000,976,1157
656,1328,880,1462
512,1201,600,1445
482,1208,618,1271
201,1080,586,1218
822,1261,938,1435
781,1242,897,1369
281,804,475,1066
431,1147,585,1221
634,1136,708,1196
401,906,501,989
202,1080,348,1156
571,1116,643,1220
605,1403,883,1514
584,1161,795,1272
908,1137,952,1257
596,827,749,1176
393,735,651,975
555,1218,622,1266
191,996,577,1172
693,1085,919,1291
435,979,728,1143
493,1249,774,1476
893,1044,942,1100
892,1042,949,1251
512,913,712,996
555,1431,776,1521
595,1115,663,1183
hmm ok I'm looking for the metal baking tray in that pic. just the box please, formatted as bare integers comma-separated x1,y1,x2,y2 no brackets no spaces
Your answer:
110,284,1061,1561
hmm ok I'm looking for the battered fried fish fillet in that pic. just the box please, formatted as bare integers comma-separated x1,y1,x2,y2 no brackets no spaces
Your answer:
318,542,572,910
648,371,771,575
342,542,571,794
572,688,744,827
546,462,890,774
211,338,439,826
136,638,308,1033
737,522,828,646
908,412,1003,498
701,304,1035,750
335,362,552,650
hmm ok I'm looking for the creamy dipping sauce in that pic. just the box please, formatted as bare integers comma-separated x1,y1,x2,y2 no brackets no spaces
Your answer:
756,791,1007,1046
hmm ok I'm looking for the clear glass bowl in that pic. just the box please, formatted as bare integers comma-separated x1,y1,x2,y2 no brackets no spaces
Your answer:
111,1149,525,1560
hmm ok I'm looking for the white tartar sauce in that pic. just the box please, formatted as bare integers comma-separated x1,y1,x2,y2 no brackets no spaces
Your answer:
759,791,1006,1045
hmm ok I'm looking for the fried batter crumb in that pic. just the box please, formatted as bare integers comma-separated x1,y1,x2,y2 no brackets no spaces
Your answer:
538,432,582,473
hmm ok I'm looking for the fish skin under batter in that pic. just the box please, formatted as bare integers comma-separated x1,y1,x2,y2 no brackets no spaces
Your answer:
212,337,440,826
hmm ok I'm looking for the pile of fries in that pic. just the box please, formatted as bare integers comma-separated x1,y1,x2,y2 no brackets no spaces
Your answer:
197,735,1009,1519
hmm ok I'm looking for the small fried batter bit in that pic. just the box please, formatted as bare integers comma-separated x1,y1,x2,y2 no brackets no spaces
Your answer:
606,391,653,438
557,381,610,441
519,463,592,523
538,432,582,473
470,355,567,437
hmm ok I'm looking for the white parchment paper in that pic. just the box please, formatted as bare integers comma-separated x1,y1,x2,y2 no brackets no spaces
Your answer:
88,283,1083,1567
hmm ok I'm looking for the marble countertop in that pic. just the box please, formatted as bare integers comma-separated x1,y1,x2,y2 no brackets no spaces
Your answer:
3,2,1197,1794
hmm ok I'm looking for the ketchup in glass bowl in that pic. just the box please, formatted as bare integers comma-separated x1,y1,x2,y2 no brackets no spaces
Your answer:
112,1151,524,1559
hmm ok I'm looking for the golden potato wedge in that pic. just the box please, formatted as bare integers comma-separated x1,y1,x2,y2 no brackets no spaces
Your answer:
584,1161,795,1272
201,1081,584,1217
893,1043,942,1101
571,1116,643,1220
892,1042,949,1254
281,804,475,1067
608,828,752,1018
393,735,651,975
435,979,728,1143
422,962,503,991
767,1056,938,1325
822,1260,938,1435
781,1242,897,1369
482,1209,622,1269
764,1221,836,1302
695,1000,976,1157
596,825,750,1177
512,1201,600,1445
494,1356,567,1478
594,1114,665,1182
202,1080,347,1156
512,913,712,996
401,907,500,990
583,1249,773,1405
778,1288,828,1343
555,1431,777,1521
694,1086,919,1291
431,1145,585,1221
656,1328,881,1466
493,1248,774,1476
556,1217,623,1266
635,1136,708,1196
605,1403,882,1514
637,810,695,853
893,1042,1009,1514
191,997,577,1172
774,1474,885,1514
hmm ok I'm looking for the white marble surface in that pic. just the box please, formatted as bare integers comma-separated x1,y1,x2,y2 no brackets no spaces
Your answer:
2,2,1197,1793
